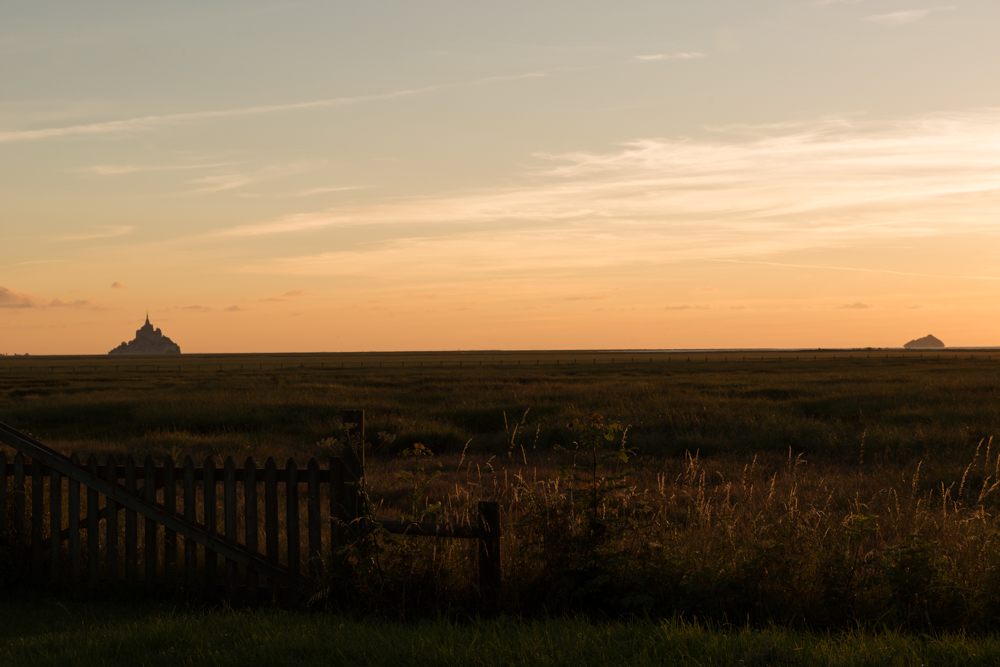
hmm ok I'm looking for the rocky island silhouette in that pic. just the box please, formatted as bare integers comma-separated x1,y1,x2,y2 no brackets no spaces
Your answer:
108,314,181,355
904,334,945,349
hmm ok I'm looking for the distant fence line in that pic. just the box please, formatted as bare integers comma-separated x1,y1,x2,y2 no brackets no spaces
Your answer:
0,353,994,374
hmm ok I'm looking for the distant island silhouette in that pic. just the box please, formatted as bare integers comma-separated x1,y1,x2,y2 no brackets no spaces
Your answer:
109,314,181,355
904,334,945,349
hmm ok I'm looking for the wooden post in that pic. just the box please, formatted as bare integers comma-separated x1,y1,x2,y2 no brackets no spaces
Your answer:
224,457,237,600
286,459,300,577
265,457,278,599
49,465,61,579
329,458,344,551
244,457,258,602
13,453,24,543
106,455,118,580
68,454,80,581
144,456,157,583
0,452,6,540
183,456,196,583
341,410,364,531
307,458,321,579
87,455,99,582
163,456,176,583
478,501,502,611
124,456,137,583
32,457,43,578
203,456,216,592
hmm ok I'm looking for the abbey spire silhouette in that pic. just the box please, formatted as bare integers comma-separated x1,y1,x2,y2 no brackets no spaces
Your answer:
108,313,181,355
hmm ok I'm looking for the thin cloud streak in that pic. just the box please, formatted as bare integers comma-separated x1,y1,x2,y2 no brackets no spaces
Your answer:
0,69,558,145
635,52,705,61
715,259,1000,282
0,88,437,144
57,226,134,241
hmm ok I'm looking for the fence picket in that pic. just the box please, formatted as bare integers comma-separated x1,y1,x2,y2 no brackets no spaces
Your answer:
286,458,300,577
125,456,137,583
68,454,80,581
87,455,99,582
49,465,61,579
183,456,196,583
224,457,236,600
144,455,157,583
204,456,216,592
307,458,320,579
13,453,24,543
265,457,278,590
106,454,118,581
32,457,43,577
244,457,258,602
0,452,6,537
163,455,176,583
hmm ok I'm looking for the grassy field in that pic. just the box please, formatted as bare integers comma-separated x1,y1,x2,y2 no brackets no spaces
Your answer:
1,349,998,460
3,594,1000,666
4,350,1000,635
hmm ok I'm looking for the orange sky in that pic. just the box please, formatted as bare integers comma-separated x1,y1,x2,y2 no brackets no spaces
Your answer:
3,2,1000,353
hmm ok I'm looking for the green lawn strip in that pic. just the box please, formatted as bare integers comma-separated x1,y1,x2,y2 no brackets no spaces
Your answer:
1,598,999,666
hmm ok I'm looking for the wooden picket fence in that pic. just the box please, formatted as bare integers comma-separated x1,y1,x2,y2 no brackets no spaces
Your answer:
0,414,502,605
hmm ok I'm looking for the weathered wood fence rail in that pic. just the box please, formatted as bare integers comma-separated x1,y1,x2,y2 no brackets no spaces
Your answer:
0,414,502,605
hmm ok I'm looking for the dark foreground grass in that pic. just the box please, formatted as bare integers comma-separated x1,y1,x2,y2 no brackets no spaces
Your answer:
2,596,1000,667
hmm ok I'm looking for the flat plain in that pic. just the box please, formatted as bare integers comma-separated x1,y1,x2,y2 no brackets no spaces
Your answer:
3,350,1000,638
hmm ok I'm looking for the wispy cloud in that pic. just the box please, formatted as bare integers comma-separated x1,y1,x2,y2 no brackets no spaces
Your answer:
0,286,100,309
49,298,96,308
839,302,874,309
866,7,955,26
225,109,1000,285
15,259,65,266
57,225,133,241
0,69,557,145
0,287,42,308
287,186,365,197
635,52,705,61
111,281,126,289
88,162,235,176
0,88,432,144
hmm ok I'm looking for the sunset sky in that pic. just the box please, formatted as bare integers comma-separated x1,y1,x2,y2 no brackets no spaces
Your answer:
3,1,1000,354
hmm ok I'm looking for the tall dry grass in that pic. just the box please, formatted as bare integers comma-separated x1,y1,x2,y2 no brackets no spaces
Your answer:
347,435,1000,630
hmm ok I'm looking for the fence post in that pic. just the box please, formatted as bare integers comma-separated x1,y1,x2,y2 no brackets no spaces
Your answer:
106,455,119,580
32,457,43,578
68,454,80,581
286,459,300,577
224,457,237,600
183,456,196,583
163,456,176,584
13,453,24,546
244,457,258,602
203,456,217,592
87,455,99,582
307,458,321,579
478,501,502,611
264,457,278,601
144,456,157,584
341,410,364,532
49,465,61,579
125,456,137,583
